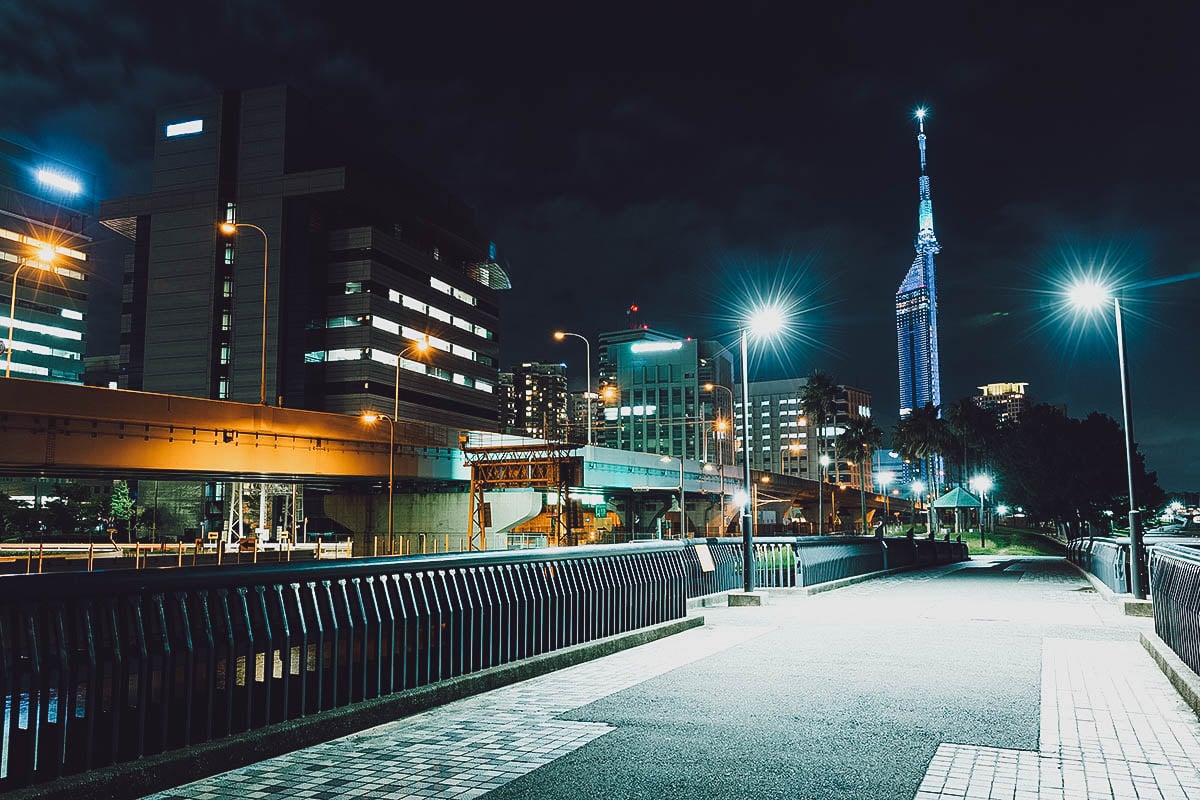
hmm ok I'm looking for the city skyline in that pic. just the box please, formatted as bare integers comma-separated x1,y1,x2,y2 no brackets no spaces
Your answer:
1,4,1196,488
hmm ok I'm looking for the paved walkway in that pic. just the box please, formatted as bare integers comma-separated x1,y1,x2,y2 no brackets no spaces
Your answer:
144,558,1200,800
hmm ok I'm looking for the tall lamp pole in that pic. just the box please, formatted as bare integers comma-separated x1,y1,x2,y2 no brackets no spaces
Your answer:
219,222,270,405
1068,279,1145,599
363,412,396,553
5,248,56,378
553,331,592,445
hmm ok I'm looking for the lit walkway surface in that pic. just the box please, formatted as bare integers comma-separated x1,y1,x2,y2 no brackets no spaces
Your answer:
144,558,1200,800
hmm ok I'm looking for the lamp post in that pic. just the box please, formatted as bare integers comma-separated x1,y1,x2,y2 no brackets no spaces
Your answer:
363,412,396,553
553,331,592,446
818,454,831,536
660,455,685,538
5,247,56,378
879,470,895,533
1067,279,1145,599
393,336,430,419
971,474,993,547
738,305,785,593
219,222,270,405
912,479,927,533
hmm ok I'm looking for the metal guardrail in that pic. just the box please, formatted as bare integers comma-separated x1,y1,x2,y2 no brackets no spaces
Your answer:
0,543,686,790
1150,543,1200,676
0,534,970,791
1067,537,1130,594
682,535,969,595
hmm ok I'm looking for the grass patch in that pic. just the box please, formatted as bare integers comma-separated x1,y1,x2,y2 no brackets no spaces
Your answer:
960,526,1067,557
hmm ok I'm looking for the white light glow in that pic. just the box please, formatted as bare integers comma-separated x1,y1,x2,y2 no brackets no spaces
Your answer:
630,340,683,354
915,107,927,120
36,169,82,195
165,119,204,137
1067,279,1111,311
747,305,785,339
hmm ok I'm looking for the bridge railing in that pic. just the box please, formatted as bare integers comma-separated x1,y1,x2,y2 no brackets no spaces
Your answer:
682,535,968,594
1150,543,1200,676
0,543,686,791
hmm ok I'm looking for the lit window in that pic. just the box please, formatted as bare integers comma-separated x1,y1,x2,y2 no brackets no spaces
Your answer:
452,287,476,306
371,317,399,335
221,312,231,331
325,348,362,362
402,295,426,313
165,119,204,137
218,378,229,398
219,345,230,365
224,202,236,224
428,305,451,323
224,243,235,265
344,281,363,294
451,343,475,359
60,309,84,321
222,276,233,298
388,289,401,303
452,316,471,331
432,246,440,261
36,169,82,194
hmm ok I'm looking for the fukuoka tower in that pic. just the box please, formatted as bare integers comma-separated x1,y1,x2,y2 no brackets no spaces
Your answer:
896,107,943,422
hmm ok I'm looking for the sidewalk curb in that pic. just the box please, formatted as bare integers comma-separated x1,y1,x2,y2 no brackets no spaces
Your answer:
7,615,703,800
1065,560,1155,616
1139,629,1200,718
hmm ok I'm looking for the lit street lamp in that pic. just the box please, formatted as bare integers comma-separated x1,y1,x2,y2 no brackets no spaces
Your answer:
878,470,895,532
818,454,832,536
738,304,785,593
5,246,57,378
553,330,592,446
1067,278,1145,599
912,479,930,533
362,411,396,554
659,455,685,538
219,222,270,405
970,474,993,547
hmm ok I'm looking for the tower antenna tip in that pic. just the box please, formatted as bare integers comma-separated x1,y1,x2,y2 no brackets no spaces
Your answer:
915,107,927,120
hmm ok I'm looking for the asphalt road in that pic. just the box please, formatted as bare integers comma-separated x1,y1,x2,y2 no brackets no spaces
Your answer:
486,558,1134,800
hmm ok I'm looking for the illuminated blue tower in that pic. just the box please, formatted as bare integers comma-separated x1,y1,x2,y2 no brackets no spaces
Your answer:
896,108,943,421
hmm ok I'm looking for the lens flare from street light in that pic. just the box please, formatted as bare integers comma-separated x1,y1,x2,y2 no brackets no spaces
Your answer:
219,222,237,235
361,412,380,424
733,490,749,507
971,475,994,493
878,470,895,486
552,331,566,341
36,245,56,263
747,304,785,340
911,480,926,494
1067,278,1111,312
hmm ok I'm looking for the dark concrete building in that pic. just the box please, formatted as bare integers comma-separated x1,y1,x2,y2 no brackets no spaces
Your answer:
101,86,508,431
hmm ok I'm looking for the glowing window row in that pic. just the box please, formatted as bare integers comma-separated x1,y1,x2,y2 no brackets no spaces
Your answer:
0,228,86,261
0,315,84,341
320,314,487,365
303,348,493,394
429,276,477,307
383,287,493,340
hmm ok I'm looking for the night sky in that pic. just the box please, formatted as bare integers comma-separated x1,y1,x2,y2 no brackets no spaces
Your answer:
3,2,1197,489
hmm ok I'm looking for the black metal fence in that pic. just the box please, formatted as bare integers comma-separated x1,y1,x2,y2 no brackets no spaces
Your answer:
680,535,968,595
1150,543,1200,676
0,535,968,790
0,543,686,790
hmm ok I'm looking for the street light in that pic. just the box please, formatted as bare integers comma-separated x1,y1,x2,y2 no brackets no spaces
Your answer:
553,331,592,446
739,304,785,593
392,336,430,420
1067,278,1145,599
818,454,832,536
660,454,685,538
5,246,57,378
362,411,396,553
912,479,929,533
878,470,895,532
970,474,993,547
219,222,270,405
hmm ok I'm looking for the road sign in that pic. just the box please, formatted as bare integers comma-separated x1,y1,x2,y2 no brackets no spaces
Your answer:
595,504,608,518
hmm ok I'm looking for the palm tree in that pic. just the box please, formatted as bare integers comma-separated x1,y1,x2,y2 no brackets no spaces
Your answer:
892,402,950,497
799,370,838,480
839,417,884,534
946,399,999,486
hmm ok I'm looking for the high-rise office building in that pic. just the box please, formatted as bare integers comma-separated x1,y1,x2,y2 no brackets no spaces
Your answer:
0,138,92,384
740,378,872,485
973,382,1031,426
896,109,943,421
100,86,507,431
597,327,733,460
500,362,569,440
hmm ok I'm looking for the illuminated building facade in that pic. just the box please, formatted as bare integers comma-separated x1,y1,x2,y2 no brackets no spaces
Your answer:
973,381,1031,426
741,378,872,485
100,86,507,430
597,328,733,460
896,109,943,422
0,138,91,384
500,361,570,440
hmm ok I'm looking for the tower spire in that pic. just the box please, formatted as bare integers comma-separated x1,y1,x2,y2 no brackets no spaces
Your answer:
914,107,938,253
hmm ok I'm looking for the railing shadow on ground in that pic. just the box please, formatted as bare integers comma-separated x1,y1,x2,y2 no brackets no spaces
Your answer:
0,535,967,793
